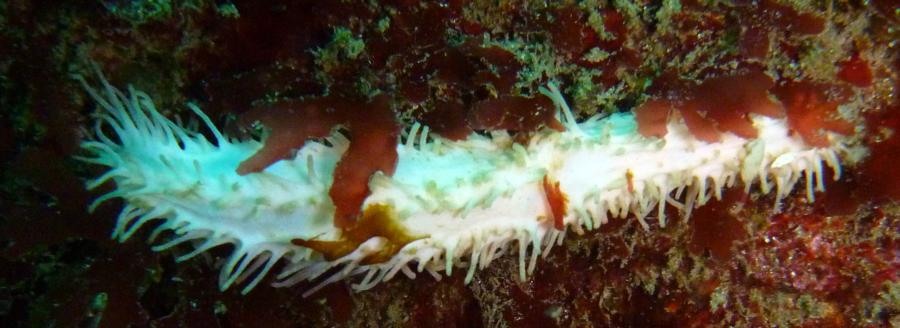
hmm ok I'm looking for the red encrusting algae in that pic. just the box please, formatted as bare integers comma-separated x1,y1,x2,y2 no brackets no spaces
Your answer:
572,8,642,88
656,5,727,63
546,6,599,60
688,188,748,261
837,53,873,88
860,105,900,200
735,0,826,59
742,210,899,297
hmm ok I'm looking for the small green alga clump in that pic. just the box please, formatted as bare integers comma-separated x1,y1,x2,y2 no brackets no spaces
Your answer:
749,290,835,327
103,0,173,23
215,2,239,19
313,27,366,71
312,27,366,93
858,280,900,326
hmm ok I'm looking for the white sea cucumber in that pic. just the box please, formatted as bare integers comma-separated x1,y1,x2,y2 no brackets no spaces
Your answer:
77,72,843,296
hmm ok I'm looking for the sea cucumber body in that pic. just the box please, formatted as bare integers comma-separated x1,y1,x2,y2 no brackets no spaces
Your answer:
80,77,841,295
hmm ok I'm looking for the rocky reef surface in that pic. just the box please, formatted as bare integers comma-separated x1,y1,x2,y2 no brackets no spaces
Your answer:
0,0,898,326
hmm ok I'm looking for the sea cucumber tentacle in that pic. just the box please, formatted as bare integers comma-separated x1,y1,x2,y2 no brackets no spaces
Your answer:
78,70,846,295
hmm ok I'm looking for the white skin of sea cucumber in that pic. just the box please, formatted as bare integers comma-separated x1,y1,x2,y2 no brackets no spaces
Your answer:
85,81,839,292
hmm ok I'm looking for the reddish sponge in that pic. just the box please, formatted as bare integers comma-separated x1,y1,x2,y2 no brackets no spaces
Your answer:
329,95,399,229
689,70,784,140
634,100,671,139
635,71,853,147
774,82,854,147
236,97,346,175
237,95,399,228
634,70,783,142
468,95,564,133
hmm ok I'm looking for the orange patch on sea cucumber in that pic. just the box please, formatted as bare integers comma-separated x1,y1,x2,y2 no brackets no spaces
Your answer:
542,175,568,230
626,169,635,193
292,203,425,264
